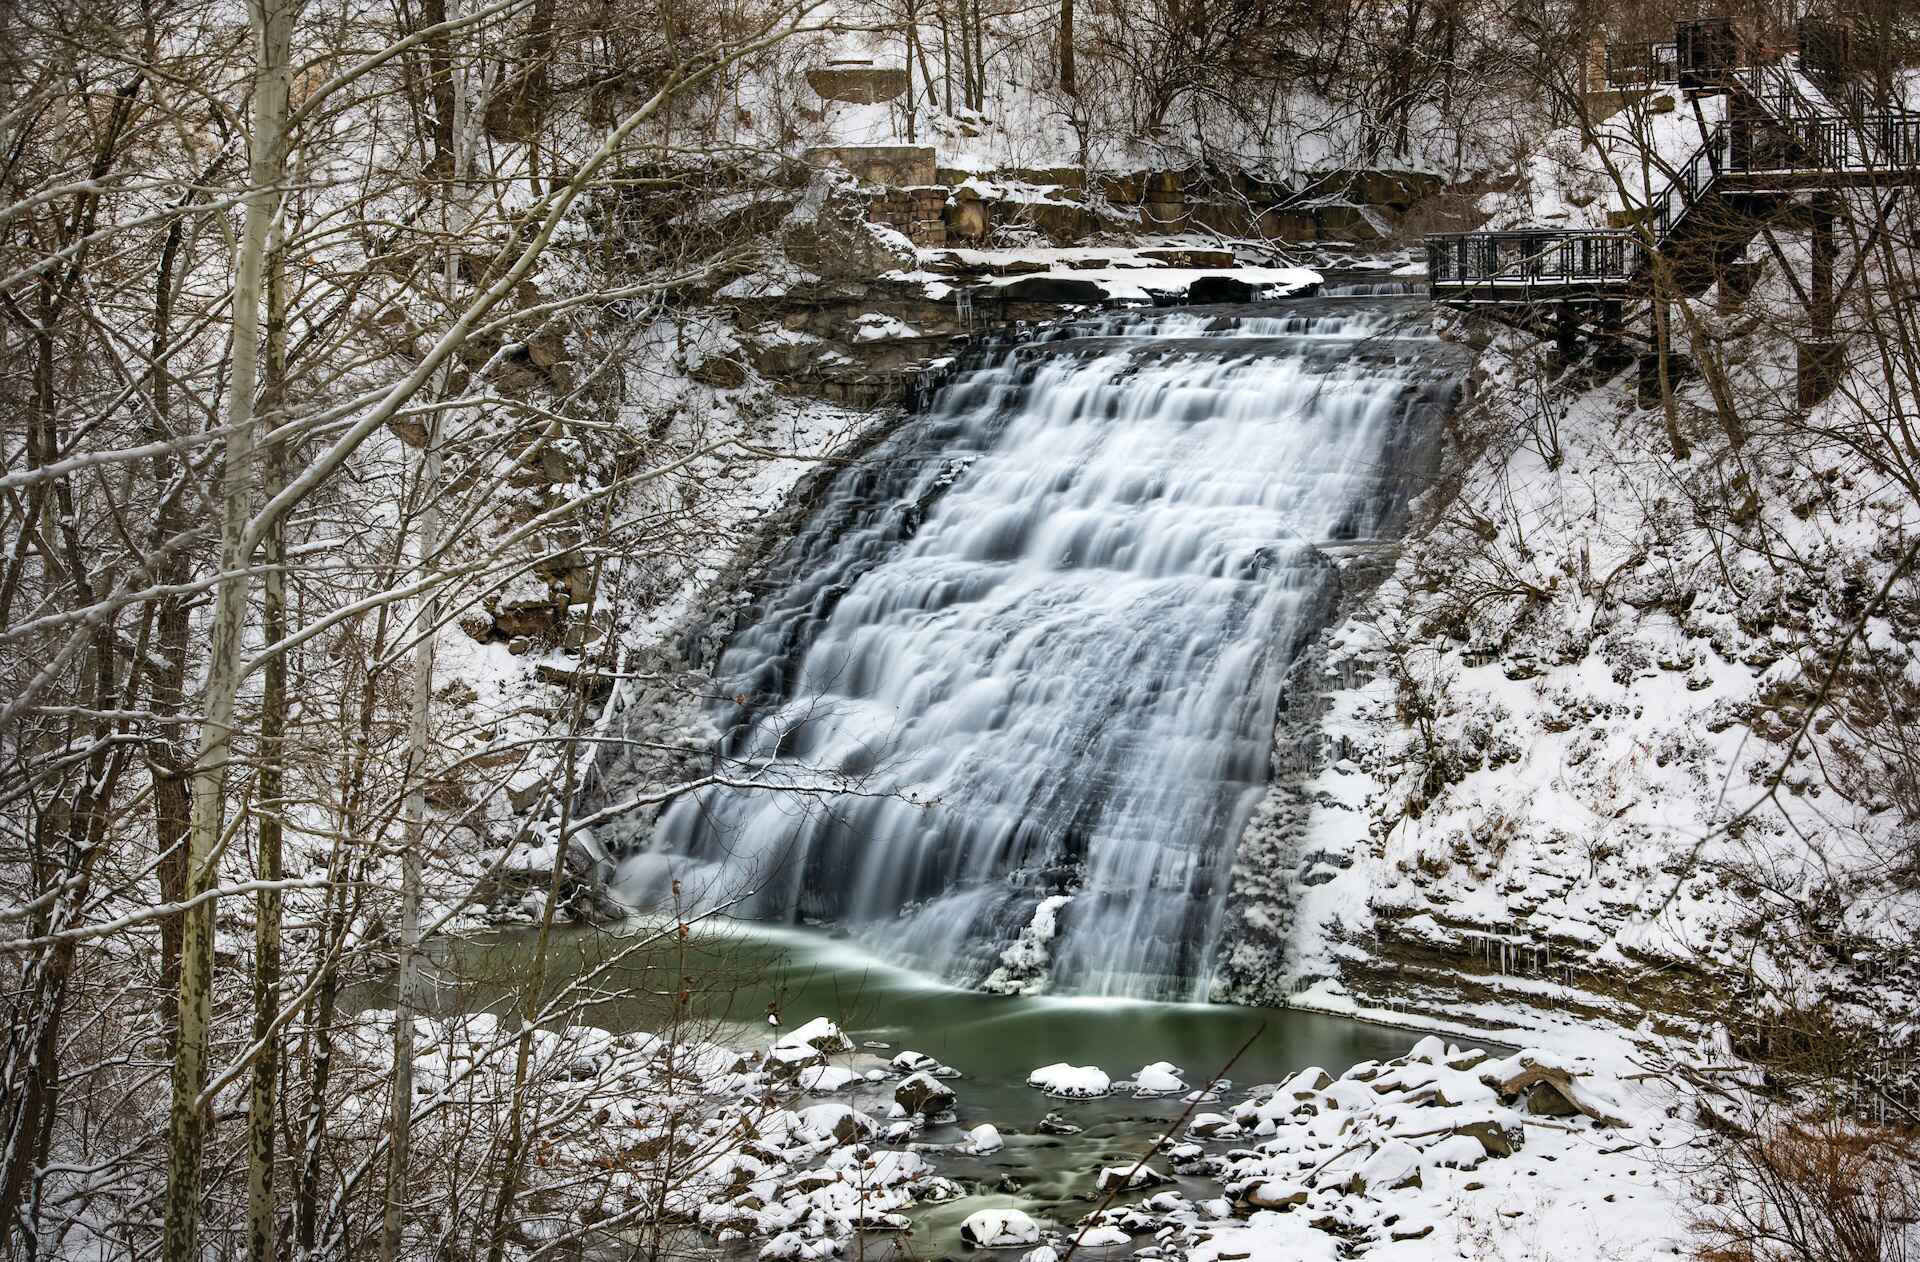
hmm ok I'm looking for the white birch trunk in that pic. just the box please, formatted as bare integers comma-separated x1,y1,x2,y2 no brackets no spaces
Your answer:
164,1,293,1258
383,14,466,1254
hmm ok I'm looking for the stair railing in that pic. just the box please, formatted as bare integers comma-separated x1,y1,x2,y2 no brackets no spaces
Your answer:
1641,123,1728,244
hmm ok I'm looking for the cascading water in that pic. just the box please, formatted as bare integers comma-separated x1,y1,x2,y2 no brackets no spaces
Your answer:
609,300,1459,1000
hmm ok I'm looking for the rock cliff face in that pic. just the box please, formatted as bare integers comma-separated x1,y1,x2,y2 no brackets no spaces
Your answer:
1218,304,1920,1074
823,154,1459,249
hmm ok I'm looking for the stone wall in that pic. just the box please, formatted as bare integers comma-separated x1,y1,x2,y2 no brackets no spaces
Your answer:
805,65,910,104
867,186,950,247
804,145,937,188
845,163,1454,248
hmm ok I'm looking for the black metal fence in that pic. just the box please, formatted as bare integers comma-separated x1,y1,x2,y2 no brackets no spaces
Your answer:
1797,16,1852,86
1676,17,1741,87
1605,40,1678,88
1733,114,1920,176
1426,231,1643,298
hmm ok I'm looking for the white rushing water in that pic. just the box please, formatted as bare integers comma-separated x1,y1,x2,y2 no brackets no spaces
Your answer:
612,304,1457,999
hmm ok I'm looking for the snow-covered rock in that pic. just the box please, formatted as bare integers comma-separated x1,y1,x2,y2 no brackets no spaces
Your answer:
774,1017,854,1056
963,1122,1004,1153
1026,1063,1110,1098
796,1103,877,1144
798,1064,857,1093
894,1071,955,1115
1095,1164,1168,1191
959,1208,1040,1248
1131,1061,1185,1095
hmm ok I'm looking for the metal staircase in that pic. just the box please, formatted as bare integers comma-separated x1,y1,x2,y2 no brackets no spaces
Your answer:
1427,20,1920,315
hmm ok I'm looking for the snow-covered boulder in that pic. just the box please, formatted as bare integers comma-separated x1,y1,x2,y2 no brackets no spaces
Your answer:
1352,1139,1422,1193
1027,1063,1110,1098
1095,1164,1168,1191
774,1017,854,1056
1187,1112,1241,1139
798,1064,857,1093
1241,1180,1309,1209
758,1230,838,1259
768,1017,853,1077
890,1050,939,1074
960,1208,1040,1248
796,1103,877,1144
1132,1061,1185,1095
964,1122,1004,1153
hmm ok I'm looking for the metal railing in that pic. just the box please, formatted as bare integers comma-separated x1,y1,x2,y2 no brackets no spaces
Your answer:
1605,40,1679,88
1796,17,1852,90
1736,114,1920,176
1425,230,1643,298
1650,123,1729,239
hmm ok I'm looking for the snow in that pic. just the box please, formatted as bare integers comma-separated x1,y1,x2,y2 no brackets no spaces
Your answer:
799,1064,858,1092
777,1016,856,1055
1026,1063,1112,1098
977,264,1321,305
960,1208,1040,1248
1095,1164,1166,1190
1131,1061,1186,1095
964,1122,1004,1153
984,894,1072,994
1188,1214,1340,1262
852,312,921,341
339,1007,1723,1262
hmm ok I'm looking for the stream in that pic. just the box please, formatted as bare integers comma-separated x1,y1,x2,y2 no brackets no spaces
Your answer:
417,920,1425,1257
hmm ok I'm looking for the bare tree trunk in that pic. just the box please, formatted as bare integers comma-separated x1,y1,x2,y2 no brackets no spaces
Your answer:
1059,0,1075,96
938,0,954,114
384,15,464,1251
482,539,609,1262
379,434,439,1262
247,171,293,1262
0,74,143,1254
163,1,293,1256
378,250,451,1262
903,0,917,143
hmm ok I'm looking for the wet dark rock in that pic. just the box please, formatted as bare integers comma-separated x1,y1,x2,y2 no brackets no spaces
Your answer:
895,1071,956,1116
996,275,1109,304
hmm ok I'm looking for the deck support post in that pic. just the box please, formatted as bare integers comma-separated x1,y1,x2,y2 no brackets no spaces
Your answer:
1810,193,1838,341
1554,303,1581,362
1799,192,1842,409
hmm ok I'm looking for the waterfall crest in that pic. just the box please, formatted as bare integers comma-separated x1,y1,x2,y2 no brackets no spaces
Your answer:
610,301,1459,999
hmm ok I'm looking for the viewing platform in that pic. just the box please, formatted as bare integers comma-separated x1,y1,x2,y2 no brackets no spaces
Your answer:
1427,17,1920,312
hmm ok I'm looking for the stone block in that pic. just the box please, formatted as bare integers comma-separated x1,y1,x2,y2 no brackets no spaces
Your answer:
805,65,910,104
1313,203,1384,241
1258,209,1318,241
804,145,936,188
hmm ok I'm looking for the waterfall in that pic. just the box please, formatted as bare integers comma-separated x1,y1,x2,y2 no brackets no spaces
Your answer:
609,301,1459,1000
